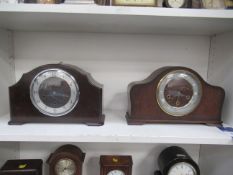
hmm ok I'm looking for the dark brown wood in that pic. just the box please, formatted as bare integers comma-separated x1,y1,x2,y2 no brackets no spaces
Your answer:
0,159,43,175
100,155,133,175
47,145,85,175
9,63,105,125
126,66,225,125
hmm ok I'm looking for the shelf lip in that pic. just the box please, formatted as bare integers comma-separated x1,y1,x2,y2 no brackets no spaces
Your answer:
0,4,233,19
0,114,232,145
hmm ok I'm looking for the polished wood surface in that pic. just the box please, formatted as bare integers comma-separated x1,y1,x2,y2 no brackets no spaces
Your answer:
9,64,105,125
126,66,225,125
100,155,133,175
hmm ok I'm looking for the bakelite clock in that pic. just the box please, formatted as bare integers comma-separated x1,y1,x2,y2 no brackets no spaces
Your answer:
126,66,225,125
9,63,105,125
163,0,191,8
47,145,85,175
155,146,200,175
100,155,133,175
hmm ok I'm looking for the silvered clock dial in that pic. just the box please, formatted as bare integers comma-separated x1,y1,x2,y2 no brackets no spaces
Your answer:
55,158,77,175
156,70,202,116
30,69,79,117
167,0,185,8
107,170,125,175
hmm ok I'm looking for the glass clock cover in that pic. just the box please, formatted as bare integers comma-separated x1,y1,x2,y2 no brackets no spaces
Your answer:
30,69,79,117
54,158,77,175
156,70,202,116
107,170,125,175
168,162,197,175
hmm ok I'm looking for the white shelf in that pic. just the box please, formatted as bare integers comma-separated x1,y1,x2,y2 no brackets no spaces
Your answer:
0,4,233,35
0,110,232,145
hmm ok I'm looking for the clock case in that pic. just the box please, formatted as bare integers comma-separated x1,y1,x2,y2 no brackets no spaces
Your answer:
100,155,133,175
0,159,43,175
126,66,225,125
9,64,105,125
47,145,85,175
155,146,200,175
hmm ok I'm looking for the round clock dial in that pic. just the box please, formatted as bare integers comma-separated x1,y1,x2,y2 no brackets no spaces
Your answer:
107,170,125,175
54,158,77,175
30,69,79,117
167,0,185,8
168,162,197,175
156,70,202,116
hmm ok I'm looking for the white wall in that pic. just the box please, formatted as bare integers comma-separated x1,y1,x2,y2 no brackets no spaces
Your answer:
199,145,233,175
208,31,233,126
0,29,15,116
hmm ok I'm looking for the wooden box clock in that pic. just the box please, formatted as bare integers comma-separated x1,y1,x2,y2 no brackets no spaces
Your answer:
9,63,105,125
0,159,43,175
126,66,225,125
100,155,133,175
155,146,200,175
47,144,85,175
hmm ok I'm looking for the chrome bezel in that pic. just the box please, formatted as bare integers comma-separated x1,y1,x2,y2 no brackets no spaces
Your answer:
156,70,202,117
30,68,79,117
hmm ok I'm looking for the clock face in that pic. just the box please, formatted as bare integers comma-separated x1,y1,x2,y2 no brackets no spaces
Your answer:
167,0,185,8
30,69,79,117
54,158,77,175
156,70,202,116
107,170,125,175
168,162,197,175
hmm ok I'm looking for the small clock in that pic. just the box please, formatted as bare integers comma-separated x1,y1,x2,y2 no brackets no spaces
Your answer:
47,145,85,175
163,0,191,8
0,159,43,175
9,63,105,125
100,155,133,175
155,146,200,175
126,66,225,125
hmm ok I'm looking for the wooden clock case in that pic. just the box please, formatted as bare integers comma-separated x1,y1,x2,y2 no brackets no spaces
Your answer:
47,144,85,175
100,155,133,175
126,66,225,125
9,63,105,125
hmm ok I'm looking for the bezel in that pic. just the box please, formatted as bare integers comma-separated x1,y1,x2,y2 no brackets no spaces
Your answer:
30,68,80,117
156,70,202,117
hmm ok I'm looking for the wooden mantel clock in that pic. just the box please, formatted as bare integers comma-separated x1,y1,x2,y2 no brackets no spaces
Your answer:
126,66,225,125
100,155,133,175
9,63,105,125
47,145,85,175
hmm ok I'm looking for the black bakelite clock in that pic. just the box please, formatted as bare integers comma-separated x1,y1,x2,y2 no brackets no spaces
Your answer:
155,146,200,175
